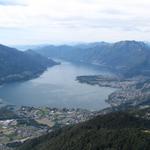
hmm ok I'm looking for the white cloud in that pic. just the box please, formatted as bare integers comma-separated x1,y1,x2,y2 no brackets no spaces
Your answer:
0,0,150,44
0,0,26,5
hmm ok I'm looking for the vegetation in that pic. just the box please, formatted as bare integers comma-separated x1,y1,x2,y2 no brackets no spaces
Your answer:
0,45,57,84
36,41,150,77
18,112,150,150
0,106,19,120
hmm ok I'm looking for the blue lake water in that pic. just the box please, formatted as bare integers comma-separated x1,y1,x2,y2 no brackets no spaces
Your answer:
0,61,115,110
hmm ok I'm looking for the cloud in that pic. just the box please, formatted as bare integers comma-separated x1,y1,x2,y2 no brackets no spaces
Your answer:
0,0,26,6
0,0,150,45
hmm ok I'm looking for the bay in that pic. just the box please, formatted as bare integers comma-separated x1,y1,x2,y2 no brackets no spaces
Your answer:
0,61,115,110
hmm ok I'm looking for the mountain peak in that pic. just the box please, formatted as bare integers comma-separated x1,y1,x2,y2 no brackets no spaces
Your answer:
111,40,149,53
114,40,147,47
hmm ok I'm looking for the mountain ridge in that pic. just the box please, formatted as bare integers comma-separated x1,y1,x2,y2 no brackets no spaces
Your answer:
35,40,150,77
17,111,150,150
0,44,57,84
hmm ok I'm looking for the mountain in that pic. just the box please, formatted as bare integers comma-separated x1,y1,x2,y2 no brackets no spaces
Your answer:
12,44,49,51
18,111,150,150
0,44,57,84
35,41,150,77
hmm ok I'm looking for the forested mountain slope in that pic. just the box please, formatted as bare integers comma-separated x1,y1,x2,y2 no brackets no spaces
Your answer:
0,44,57,84
18,112,150,150
36,41,150,77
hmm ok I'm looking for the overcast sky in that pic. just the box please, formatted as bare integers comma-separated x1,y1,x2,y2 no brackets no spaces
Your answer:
0,0,150,45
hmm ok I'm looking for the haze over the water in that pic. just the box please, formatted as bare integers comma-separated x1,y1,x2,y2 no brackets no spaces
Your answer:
0,0,150,45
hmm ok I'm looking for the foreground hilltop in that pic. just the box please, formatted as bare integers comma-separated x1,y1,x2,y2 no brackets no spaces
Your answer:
0,44,57,84
35,40,150,77
18,110,150,150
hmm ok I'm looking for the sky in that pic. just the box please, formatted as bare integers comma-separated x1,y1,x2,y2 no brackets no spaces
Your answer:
0,0,150,45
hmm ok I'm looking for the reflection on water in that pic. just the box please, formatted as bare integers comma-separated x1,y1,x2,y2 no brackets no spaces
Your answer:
0,61,115,110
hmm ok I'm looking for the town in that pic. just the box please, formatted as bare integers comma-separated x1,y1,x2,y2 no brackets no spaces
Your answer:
77,75,150,107
0,105,95,149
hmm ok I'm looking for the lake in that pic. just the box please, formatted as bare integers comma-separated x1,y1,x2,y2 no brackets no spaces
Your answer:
0,61,115,111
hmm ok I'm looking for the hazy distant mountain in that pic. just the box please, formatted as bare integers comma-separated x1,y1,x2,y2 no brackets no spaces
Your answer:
18,111,150,150
12,44,49,51
0,44,57,84
35,41,150,77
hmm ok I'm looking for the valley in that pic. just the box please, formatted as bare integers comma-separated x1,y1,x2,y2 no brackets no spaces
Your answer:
1,0,150,149
0,40,150,150
0,61,115,110
36,41,150,78
33,40,150,109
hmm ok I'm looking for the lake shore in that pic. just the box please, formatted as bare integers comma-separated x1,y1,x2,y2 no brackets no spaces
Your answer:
77,75,150,107
0,61,115,110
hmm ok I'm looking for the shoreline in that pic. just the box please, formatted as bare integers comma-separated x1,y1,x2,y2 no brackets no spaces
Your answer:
77,75,150,108
0,61,60,86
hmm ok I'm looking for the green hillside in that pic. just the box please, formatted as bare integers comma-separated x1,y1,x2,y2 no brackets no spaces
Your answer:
0,44,57,84
18,112,150,150
36,41,150,77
